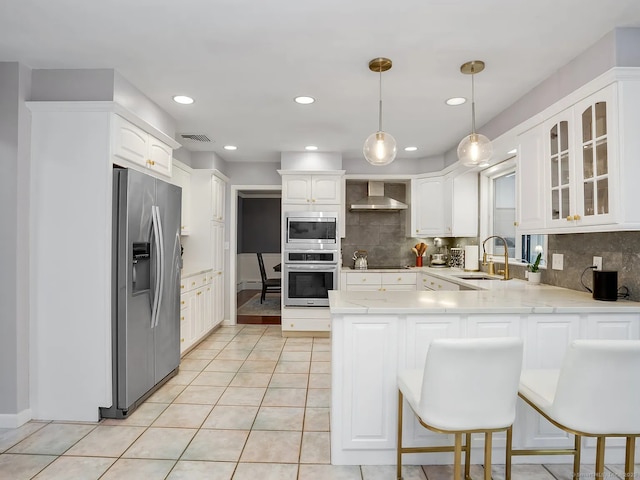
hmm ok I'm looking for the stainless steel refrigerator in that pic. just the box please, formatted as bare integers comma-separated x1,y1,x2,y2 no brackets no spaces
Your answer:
101,168,182,418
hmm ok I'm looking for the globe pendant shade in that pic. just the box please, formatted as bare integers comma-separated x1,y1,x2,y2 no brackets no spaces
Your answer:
363,131,397,166
457,132,493,167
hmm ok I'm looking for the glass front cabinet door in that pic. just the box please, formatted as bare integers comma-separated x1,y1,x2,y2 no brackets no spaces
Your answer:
545,84,616,230
574,85,616,226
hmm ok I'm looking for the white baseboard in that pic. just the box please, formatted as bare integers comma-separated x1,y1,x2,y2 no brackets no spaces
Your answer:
0,408,32,428
238,280,261,290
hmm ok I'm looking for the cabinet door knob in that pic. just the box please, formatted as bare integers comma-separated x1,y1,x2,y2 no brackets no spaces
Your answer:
573,214,581,221
513,221,519,226
197,291,202,296
180,300,185,305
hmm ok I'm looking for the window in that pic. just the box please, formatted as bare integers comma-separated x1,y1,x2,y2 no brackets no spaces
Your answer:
480,159,547,268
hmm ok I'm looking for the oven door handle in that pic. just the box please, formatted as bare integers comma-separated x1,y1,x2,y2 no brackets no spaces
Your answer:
284,264,338,271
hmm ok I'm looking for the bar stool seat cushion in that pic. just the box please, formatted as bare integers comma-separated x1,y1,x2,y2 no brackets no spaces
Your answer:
518,369,560,411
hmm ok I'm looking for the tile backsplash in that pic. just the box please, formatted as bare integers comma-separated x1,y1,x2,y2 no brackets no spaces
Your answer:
341,181,475,267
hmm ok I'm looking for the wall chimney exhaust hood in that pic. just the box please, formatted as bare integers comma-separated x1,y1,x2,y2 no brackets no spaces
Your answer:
349,181,408,211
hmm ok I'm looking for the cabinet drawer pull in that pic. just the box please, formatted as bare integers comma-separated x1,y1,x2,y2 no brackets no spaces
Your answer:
146,159,155,166
180,316,185,321
180,300,185,305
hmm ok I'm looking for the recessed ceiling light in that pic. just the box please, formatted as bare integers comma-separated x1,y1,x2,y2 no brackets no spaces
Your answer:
223,145,237,151
446,97,466,106
294,96,315,105
404,146,418,152
507,148,517,154
173,95,194,105
305,145,318,151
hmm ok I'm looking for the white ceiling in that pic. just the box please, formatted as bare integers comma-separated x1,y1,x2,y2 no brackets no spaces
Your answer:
2,0,640,164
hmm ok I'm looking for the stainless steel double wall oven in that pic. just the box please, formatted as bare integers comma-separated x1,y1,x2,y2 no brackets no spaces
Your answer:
283,212,338,307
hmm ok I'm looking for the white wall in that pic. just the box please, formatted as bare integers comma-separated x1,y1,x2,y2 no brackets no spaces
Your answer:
0,62,31,427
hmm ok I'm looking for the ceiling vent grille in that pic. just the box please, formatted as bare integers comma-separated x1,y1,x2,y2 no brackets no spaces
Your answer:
181,134,212,142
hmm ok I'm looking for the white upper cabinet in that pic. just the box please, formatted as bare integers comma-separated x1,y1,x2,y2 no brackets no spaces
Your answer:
409,171,477,237
211,174,226,222
517,75,640,234
170,160,191,236
282,174,341,204
113,115,172,177
409,177,445,236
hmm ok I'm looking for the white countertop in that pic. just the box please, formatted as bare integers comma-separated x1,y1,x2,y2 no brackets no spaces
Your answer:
333,267,640,314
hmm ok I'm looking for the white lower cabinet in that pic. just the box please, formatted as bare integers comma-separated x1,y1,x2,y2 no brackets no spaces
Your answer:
343,271,417,292
281,307,331,335
180,270,216,355
331,311,640,465
419,273,460,291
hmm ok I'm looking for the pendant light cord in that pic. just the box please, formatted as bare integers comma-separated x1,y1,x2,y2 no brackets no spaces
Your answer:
471,72,476,135
378,67,383,132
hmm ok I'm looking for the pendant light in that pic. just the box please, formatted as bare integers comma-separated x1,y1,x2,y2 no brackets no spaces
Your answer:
457,60,493,167
363,57,397,166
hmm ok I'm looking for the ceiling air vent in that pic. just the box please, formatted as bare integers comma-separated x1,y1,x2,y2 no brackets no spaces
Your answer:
180,134,212,142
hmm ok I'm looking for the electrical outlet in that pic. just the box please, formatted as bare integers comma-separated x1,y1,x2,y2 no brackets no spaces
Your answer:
552,253,564,270
593,256,603,270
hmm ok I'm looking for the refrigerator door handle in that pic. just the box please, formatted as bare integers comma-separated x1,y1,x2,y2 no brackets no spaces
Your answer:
150,205,162,329
154,205,165,328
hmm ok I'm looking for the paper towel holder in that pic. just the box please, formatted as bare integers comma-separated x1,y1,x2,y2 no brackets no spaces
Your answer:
464,245,480,272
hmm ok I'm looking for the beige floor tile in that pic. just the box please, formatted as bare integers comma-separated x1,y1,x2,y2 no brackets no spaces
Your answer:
230,372,273,388
254,339,286,350
309,373,331,388
197,340,229,350
239,360,277,373
304,407,330,431
180,429,249,462
262,326,284,336
286,338,314,346
424,464,486,480
310,361,331,374
231,333,262,343
543,464,596,480
63,425,144,457
254,407,304,431
215,349,252,361
201,405,258,430
185,349,220,360
247,349,282,361
232,462,298,480
269,373,309,388
299,431,330,464
151,404,212,429
123,427,196,460
280,351,312,362
311,350,331,362
218,387,266,406
204,359,244,372
145,384,186,403
283,343,313,352
191,371,235,386
490,464,556,480
362,464,426,480
275,361,310,374
606,464,640,480
240,430,302,463
312,340,331,351
101,402,169,427
173,385,225,404
262,388,307,407
165,369,200,386
8,423,96,455
205,333,236,342
178,358,211,371
33,455,115,480
100,458,175,480
0,453,57,480
0,421,49,453
306,388,331,407
167,460,236,480
298,464,362,480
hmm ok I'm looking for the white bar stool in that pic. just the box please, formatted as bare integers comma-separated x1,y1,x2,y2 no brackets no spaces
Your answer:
512,339,640,479
397,337,524,480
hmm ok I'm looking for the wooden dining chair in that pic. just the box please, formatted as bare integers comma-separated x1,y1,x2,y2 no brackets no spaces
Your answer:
257,253,281,303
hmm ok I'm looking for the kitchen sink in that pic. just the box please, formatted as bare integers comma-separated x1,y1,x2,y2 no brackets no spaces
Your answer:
454,275,500,281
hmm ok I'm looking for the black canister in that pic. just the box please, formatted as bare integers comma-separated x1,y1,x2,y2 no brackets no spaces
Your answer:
593,270,618,301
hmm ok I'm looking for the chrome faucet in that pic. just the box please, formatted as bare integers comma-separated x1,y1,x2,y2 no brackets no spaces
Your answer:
482,235,511,280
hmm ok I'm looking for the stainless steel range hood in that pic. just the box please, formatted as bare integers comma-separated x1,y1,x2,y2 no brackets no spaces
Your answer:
349,181,408,211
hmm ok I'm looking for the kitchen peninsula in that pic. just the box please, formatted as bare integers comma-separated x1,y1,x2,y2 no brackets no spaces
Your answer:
329,270,640,466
